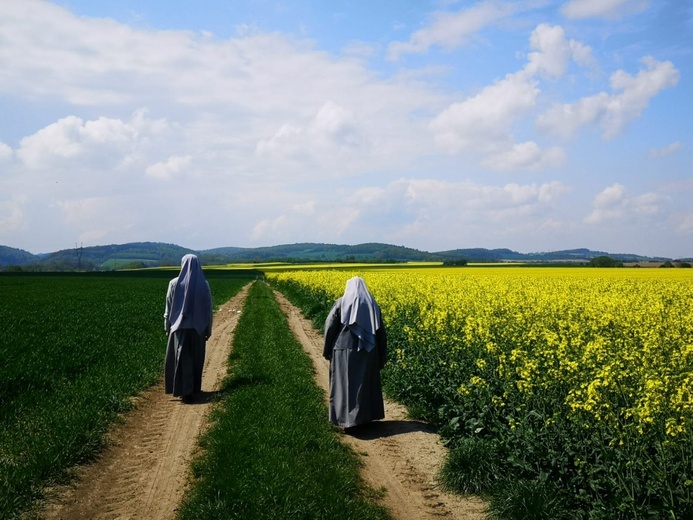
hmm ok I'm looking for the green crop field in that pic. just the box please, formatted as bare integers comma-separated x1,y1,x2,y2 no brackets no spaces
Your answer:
0,270,256,519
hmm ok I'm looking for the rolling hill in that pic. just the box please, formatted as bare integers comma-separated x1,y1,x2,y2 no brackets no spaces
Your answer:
1,242,685,271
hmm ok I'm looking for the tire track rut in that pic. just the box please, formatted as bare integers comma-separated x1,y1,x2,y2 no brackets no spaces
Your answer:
39,283,486,519
39,286,250,520
273,289,487,519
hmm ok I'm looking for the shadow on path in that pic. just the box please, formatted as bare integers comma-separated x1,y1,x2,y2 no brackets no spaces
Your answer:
343,419,438,440
171,390,220,405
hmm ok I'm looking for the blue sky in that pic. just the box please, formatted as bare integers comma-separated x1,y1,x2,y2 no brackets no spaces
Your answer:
1,0,691,258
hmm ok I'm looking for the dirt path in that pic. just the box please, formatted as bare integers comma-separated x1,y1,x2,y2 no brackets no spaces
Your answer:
39,285,250,520
273,290,487,520
39,283,486,520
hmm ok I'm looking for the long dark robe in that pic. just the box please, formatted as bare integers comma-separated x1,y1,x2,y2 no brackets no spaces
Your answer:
323,299,387,428
164,328,206,397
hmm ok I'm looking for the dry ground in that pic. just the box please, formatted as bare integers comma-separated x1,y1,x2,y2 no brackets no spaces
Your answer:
273,289,486,519
38,283,486,519
39,285,250,520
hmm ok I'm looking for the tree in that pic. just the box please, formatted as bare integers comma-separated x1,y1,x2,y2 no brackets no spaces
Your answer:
588,256,623,267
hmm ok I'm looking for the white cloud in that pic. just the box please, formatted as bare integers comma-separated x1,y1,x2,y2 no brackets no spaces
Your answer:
0,1,189,105
252,215,288,241
648,141,683,158
585,183,666,224
145,155,193,180
429,24,590,170
0,198,26,234
388,0,519,59
0,0,440,143
231,177,574,250
0,141,13,160
57,197,111,225
17,116,89,167
312,101,361,147
561,0,649,20
430,70,539,154
374,178,570,225
482,141,565,171
389,178,574,248
255,124,304,158
537,57,679,139
256,101,363,165
525,24,595,79
293,200,316,215
0,1,687,258
16,112,171,170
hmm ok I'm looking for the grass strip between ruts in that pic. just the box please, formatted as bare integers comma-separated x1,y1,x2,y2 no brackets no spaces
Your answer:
177,281,390,520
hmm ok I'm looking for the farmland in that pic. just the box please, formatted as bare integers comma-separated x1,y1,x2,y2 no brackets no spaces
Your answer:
268,266,693,519
0,270,255,518
3,264,692,519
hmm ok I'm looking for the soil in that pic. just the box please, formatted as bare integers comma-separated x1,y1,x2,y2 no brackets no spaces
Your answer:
37,283,487,519
273,289,487,519
39,285,250,520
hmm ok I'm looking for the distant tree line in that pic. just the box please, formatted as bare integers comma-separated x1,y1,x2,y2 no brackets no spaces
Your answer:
587,256,692,268
588,256,623,267
442,258,468,266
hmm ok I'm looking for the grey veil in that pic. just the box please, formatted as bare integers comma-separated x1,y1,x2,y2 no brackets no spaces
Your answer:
339,277,382,352
169,254,212,336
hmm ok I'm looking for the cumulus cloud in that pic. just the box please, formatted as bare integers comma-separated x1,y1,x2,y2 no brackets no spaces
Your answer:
361,178,571,229
537,57,679,139
236,177,575,249
430,71,539,154
255,101,364,171
429,24,590,170
0,1,686,257
585,183,666,224
16,111,173,170
0,0,439,148
561,0,650,20
0,1,188,105
525,24,595,79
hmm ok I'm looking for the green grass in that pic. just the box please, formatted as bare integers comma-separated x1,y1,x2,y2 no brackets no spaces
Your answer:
0,270,252,519
177,281,390,520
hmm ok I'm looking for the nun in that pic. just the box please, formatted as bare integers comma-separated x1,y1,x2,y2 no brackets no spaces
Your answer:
164,254,213,402
323,276,388,428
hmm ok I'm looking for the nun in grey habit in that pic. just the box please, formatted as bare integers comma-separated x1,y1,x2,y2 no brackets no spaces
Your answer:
164,254,213,401
323,277,387,428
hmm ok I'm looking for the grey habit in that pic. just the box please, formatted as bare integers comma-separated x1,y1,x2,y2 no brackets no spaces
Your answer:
323,277,387,428
164,254,213,398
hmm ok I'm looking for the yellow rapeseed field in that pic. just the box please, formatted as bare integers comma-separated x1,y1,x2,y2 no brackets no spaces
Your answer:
269,266,693,517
